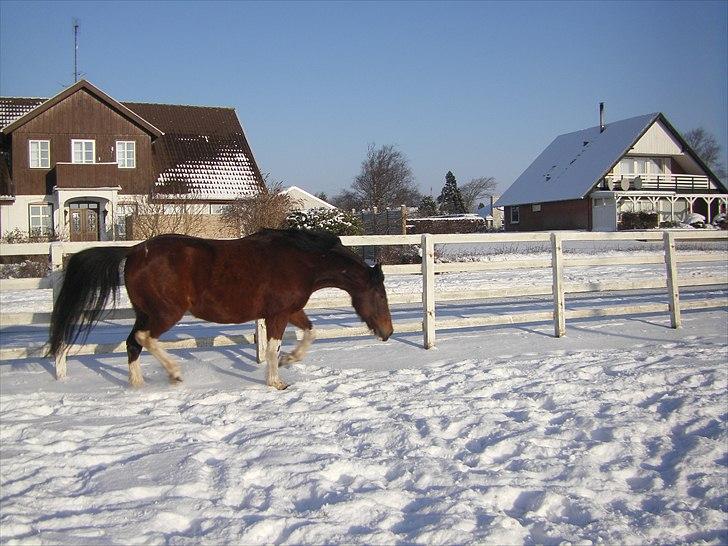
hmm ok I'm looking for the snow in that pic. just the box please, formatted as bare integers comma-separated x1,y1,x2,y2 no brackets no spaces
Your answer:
1,243,727,545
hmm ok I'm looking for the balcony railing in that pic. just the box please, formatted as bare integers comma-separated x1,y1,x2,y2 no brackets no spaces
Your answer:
53,162,120,189
601,173,713,193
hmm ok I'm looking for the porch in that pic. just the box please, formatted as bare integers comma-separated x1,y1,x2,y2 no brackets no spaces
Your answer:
591,191,728,231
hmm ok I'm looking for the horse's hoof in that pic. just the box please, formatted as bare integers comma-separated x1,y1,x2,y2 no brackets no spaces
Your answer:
268,380,289,390
279,353,297,366
170,375,183,385
129,379,144,389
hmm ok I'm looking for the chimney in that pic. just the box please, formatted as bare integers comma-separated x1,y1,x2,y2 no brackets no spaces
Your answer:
599,102,605,133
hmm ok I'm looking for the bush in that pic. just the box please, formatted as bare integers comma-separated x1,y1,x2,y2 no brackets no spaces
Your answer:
408,215,488,234
0,228,57,244
286,208,364,236
619,211,658,230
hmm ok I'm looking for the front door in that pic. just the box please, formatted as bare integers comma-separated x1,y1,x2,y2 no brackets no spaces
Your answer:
69,202,100,242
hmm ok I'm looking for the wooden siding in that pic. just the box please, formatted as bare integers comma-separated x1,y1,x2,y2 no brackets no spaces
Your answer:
11,88,153,195
504,199,591,231
629,120,682,156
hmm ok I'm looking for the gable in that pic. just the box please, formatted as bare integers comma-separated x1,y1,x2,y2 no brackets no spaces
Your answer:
1,80,162,137
15,88,150,138
629,119,682,155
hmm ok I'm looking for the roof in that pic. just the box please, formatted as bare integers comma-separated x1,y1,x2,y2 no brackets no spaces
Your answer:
0,82,265,200
280,186,337,209
125,103,264,199
495,113,725,207
0,97,46,128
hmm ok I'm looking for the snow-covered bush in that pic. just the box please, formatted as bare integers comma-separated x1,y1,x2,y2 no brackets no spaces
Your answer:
286,208,364,236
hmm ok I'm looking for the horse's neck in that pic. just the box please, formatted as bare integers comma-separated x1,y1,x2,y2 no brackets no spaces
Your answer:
314,256,363,293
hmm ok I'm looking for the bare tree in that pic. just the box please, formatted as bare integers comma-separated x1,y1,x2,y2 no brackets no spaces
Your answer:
351,144,421,210
331,189,362,211
460,176,497,212
684,127,726,180
127,181,209,239
221,179,298,237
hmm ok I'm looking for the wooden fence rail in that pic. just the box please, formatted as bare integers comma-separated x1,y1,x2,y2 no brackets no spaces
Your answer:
1,231,726,364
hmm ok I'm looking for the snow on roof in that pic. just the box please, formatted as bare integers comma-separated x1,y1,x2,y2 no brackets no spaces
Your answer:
496,113,660,207
280,186,336,209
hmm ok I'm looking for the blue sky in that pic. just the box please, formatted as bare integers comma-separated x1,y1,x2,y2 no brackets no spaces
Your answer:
1,1,726,198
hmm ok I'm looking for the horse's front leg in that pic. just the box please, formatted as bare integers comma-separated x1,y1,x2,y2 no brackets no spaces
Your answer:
264,316,288,390
281,309,315,366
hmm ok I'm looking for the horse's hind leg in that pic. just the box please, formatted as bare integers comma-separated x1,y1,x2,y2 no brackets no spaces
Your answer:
281,309,315,366
134,310,185,384
135,331,182,384
126,316,147,388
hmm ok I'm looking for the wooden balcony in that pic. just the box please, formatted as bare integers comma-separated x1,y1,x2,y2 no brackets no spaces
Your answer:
53,162,121,189
601,173,713,193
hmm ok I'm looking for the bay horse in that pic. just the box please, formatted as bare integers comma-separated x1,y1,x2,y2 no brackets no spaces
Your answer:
47,229,393,390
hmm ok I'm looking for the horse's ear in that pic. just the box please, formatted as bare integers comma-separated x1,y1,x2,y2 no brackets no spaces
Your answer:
370,262,384,284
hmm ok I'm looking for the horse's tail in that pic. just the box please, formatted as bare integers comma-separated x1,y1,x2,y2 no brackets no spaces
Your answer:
47,246,131,358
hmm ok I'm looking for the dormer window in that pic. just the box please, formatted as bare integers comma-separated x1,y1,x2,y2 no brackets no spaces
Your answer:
72,139,95,164
29,140,50,168
116,141,136,168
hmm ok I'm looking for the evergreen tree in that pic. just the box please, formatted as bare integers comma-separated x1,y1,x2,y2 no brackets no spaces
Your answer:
417,196,438,217
437,171,466,214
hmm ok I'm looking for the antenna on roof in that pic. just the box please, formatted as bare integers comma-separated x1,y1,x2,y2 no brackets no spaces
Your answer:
599,102,605,133
73,18,80,82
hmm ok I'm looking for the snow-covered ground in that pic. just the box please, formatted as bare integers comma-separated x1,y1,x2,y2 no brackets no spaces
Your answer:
1,243,727,545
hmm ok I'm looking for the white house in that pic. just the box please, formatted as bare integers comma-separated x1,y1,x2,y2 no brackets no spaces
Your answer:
496,111,727,231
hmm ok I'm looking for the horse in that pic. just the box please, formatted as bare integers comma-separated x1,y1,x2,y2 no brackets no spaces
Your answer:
47,228,394,390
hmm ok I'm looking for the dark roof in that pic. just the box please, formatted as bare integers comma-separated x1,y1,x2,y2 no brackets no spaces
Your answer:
124,103,264,199
0,82,264,200
0,97,46,128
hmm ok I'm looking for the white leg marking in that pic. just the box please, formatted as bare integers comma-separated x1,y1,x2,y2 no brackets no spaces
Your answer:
281,327,316,365
128,357,144,387
266,338,287,390
135,330,182,383
55,347,69,380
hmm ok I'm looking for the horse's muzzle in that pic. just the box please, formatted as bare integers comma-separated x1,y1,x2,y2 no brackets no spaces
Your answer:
378,327,393,342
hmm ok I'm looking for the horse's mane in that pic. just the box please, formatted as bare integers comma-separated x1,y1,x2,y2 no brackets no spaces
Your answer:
256,228,344,254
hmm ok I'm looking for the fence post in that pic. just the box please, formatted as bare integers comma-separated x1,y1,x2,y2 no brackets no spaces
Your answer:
421,233,436,348
550,232,566,337
50,242,64,304
663,231,681,328
255,320,267,363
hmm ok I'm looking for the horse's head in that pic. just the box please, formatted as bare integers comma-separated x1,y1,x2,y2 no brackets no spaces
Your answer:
351,263,394,341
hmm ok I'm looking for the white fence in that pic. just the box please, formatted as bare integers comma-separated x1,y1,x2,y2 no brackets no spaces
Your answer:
1,231,727,363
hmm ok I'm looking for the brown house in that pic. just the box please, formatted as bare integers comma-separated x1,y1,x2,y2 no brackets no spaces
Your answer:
496,112,727,231
0,80,265,241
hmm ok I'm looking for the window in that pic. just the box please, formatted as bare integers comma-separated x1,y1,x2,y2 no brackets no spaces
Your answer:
532,204,541,212
29,140,50,168
619,157,664,175
72,139,95,164
116,141,136,168
29,204,53,236
510,206,520,224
